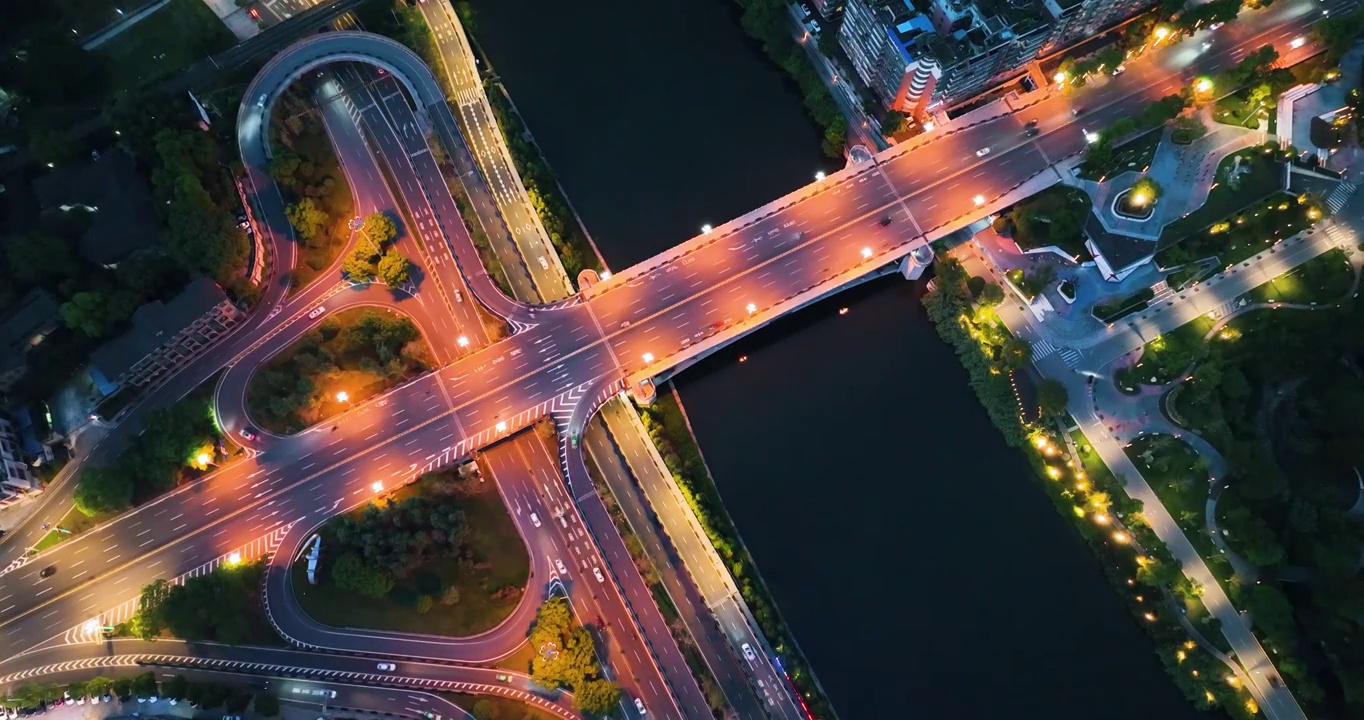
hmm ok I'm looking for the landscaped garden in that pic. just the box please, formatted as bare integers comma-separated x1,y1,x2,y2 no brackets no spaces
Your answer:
998,186,1093,259
1155,147,1291,261
1078,127,1163,181
246,309,432,434
1093,287,1154,324
1114,315,1215,391
292,468,529,637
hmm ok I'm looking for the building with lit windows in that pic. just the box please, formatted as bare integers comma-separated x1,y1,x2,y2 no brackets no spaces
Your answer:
0,415,37,508
1041,0,1154,54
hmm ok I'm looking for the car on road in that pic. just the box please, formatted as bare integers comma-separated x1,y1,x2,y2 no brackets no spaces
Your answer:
537,256,550,270
40,566,55,578
256,94,267,109
530,512,541,528
308,305,326,319
1111,64,1126,76
742,643,756,661
555,558,568,575
592,567,604,582
454,289,463,303
495,674,511,683
240,428,258,442
975,147,991,157
879,216,892,226
633,698,647,716
1023,126,1040,137
799,3,812,18
377,663,396,671
808,19,822,34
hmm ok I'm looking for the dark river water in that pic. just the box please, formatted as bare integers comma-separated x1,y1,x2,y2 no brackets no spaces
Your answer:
470,1,1206,717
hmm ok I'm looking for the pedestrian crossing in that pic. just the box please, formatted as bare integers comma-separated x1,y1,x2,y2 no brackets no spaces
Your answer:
1207,296,1242,319
1030,339,1082,367
1326,181,1357,214
1325,222,1357,250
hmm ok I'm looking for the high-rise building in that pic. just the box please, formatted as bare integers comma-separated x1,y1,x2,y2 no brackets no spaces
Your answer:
1041,0,1154,54
841,0,1134,117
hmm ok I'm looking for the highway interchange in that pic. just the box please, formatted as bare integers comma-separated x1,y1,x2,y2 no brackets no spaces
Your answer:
1,0,1351,717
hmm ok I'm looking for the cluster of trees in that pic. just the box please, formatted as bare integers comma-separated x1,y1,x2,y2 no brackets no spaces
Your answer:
340,212,413,287
129,560,274,645
74,390,219,515
1001,187,1089,255
1057,46,1127,84
151,127,251,285
1168,301,1364,711
736,0,848,157
1315,7,1364,61
1083,94,1188,173
922,258,1030,446
325,493,468,599
528,598,620,715
483,88,601,280
268,91,357,277
247,311,429,432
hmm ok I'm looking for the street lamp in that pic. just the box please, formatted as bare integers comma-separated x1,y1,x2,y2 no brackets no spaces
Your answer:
1053,71,1068,85
1084,130,1100,144
1195,78,1213,94
701,224,713,234
371,481,383,493
746,302,757,314
860,247,872,259
815,171,826,181
495,420,508,433
1131,192,1149,207
642,352,655,363
922,121,935,132
457,336,470,347
227,551,242,565
83,619,99,634
196,452,213,467
1154,26,1170,41
973,195,986,206
336,390,351,404
600,270,611,280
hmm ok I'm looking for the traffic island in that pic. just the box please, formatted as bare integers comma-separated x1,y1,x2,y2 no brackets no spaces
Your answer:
244,308,433,434
290,468,530,637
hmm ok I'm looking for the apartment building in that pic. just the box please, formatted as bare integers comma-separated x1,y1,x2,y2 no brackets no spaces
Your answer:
1042,0,1154,53
0,288,62,394
0,415,37,508
842,0,1134,117
89,277,243,394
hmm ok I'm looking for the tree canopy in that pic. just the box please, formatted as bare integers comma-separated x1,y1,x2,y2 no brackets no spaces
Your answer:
377,252,412,286
528,598,619,714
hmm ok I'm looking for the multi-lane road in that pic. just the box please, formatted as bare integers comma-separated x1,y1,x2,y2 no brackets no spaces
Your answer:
2,1,1348,717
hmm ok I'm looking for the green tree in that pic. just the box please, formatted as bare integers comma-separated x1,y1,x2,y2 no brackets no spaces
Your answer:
74,466,134,515
161,676,189,700
377,252,412,286
470,699,494,720
978,283,1005,307
85,677,115,698
7,234,79,286
1130,176,1164,202
1000,336,1032,369
360,212,398,246
331,552,394,597
61,291,116,338
880,110,907,136
342,246,376,282
440,586,461,605
285,198,328,241
416,594,434,614
130,579,171,640
575,678,622,716
1037,379,1069,416
821,116,847,159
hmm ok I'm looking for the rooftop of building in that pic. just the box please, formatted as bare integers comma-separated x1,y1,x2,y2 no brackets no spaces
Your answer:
883,0,1050,66
90,277,229,381
31,147,159,267
0,289,61,371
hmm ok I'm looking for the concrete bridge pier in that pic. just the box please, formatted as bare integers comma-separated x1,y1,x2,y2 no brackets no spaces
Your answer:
900,244,935,280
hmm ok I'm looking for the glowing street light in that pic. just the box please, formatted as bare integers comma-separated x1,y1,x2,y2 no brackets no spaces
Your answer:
1195,78,1213,93
746,302,757,314
1131,191,1149,207
1053,71,1068,85
495,420,508,433
1084,130,1100,144
457,335,470,347
1154,26,1170,40
196,452,213,467
1289,36,1304,49
371,481,383,493
227,551,242,565
600,270,612,280
84,619,100,634
642,352,655,363
701,224,714,234
860,247,873,259
922,121,935,132
1113,532,1129,544
336,390,350,404
973,195,986,206
815,171,826,181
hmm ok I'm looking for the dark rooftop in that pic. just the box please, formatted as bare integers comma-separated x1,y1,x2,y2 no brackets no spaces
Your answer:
0,288,61,372
31,148,159,267
90,278,228,382
1086,213,1157,275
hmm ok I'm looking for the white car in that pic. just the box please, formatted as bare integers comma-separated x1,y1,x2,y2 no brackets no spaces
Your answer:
975,147,991,157
555,559,568,575
308,305,326,319
90,695,101,705
634,698,647,716
592,567,605,583
454,289,463,303
148,697,158,704
167,699,178,706
377,662,396,671
742,643,756,661
538,256,550,270
808,20,822,34
530,513,541,528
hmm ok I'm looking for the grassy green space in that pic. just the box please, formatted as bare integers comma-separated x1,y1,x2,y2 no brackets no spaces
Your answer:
292,471,529,637
1115,315,1215,391
32,508,112,551
1156,147,1292,256
1004,186,1092,258
1247,248,1354,305
1078,128,1163,181
1093,287,1154,324
245,308,432,434
97,0,236,91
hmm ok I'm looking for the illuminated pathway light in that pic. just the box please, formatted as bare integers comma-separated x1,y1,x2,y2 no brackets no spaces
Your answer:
197,452,212,467
815,171,826,181
83,619,99,634
336,391,349,403
600,270,611,280
1053,71,1067,84
495,420,508,433
973,195,986,206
